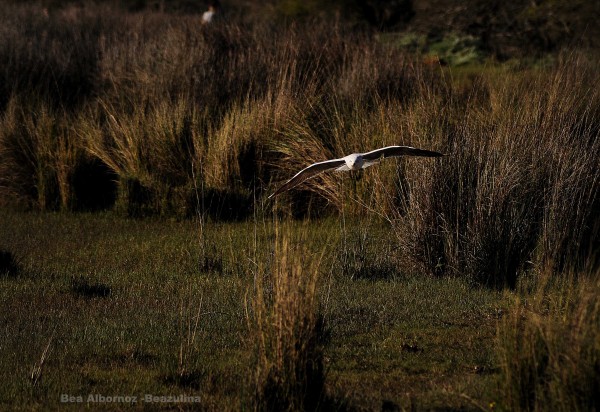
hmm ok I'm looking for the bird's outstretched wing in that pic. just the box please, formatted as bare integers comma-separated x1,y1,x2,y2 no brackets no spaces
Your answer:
362,146,444,161
269,158,346,198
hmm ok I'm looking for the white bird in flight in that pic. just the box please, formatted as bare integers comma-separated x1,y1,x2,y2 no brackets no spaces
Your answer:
269,145,444,198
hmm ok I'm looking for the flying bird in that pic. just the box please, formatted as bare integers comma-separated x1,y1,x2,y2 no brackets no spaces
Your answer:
269,145,444,198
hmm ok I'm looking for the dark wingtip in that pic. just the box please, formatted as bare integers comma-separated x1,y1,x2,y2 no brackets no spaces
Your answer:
424,151,445,157
430,151,446,157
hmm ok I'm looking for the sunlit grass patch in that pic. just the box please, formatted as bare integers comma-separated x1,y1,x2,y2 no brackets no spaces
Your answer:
251,226,330,411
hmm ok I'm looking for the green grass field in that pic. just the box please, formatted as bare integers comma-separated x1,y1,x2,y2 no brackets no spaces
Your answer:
0,210,511,410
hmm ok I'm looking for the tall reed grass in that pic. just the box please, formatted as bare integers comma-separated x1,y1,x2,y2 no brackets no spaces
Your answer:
0,3,598,283
497,268,600,411
0,3,416,216
390,57,600,284
250,226,328,411
0,98,82,210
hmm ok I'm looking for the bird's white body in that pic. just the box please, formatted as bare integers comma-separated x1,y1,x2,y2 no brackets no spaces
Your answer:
202,10,215,23
337,153,381,171
269,145,444,198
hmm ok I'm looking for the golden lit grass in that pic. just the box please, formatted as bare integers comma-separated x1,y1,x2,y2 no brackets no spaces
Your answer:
83,98,201,199
251,225,328,410
0,98,82,211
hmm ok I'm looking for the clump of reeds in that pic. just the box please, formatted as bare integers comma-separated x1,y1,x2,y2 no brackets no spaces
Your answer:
391,54,600,285
80,97,204,216
0,97,82,211
251,226,328,411
496,267,600,411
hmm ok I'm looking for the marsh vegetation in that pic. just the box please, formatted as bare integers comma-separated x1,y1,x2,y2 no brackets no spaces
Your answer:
0,1,598,410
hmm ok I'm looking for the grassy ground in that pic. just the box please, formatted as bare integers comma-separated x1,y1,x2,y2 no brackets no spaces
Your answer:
0,210,507,410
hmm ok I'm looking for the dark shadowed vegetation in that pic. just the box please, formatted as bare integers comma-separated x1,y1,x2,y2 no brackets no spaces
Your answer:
0,250,20,278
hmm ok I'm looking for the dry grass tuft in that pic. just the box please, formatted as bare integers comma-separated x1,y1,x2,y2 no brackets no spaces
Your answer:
0,98,82,210
251,226,329,411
